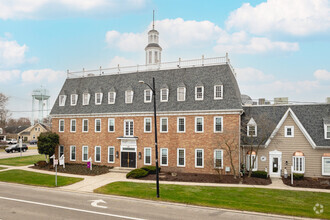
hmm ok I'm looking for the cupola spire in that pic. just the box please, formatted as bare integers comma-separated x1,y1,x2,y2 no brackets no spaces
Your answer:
145,10,162,65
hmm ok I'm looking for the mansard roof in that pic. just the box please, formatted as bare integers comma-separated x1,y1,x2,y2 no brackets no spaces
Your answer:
50,64,242,115
242,104,330,148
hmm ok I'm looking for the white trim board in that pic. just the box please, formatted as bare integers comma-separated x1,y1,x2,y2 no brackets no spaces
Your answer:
264,108,316,149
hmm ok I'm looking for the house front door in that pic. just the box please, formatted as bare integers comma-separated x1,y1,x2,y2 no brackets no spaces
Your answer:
269,150,282,177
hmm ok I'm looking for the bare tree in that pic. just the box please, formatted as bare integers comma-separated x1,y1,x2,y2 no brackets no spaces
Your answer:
7,117,31,127
0,93,10,127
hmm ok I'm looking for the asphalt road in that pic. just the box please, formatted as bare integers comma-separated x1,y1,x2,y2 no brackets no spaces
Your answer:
0,182,291,220
0,148,39,159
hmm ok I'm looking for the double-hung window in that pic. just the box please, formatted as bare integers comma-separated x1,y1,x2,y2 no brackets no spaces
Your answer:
70,119,76,132
214,116,223,132
95,93,103,105
214,85,223,100
59,145,64,157
160,117,168,133
82,146,88,162
247,118,257,137
59,119,64,132
195,149,204,168
195,86,204,100
82,119,88,132
195,117,204,133
160,88,168,102
322,156,330,176
214,149,223,168
108,146,115,163
246,153,258,171
95,146,101,162
144,147,151,165
108,92,116,104
125,90,133,103
177,117,185,133
144,89,152,103
108,118,115,132
293,155,305,173
144,118,152,133
95,119,101,132
285,126,294,137
160,148,168,166
177,148,185,167
59,95,66,106
83,93,90,105
124,120,134,136
71,94,78,106
70,145,76,161
325,124,330,139
177,87,186,101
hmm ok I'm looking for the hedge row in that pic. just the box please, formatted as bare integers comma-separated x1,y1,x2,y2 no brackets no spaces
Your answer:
126,166,161,179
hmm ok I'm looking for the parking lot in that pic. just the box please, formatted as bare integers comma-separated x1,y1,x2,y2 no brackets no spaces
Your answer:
0,147,39,159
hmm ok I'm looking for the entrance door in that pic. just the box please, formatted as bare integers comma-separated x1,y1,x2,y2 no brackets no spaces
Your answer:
269,150,282,177
121,152,136,168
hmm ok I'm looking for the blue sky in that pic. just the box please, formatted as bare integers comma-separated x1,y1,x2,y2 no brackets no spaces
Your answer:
0,0,329,119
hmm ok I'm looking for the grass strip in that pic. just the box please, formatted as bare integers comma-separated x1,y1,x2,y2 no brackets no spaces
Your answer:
0,170,83,187
95,181,330,219
0,154,44,166
0,167,7,170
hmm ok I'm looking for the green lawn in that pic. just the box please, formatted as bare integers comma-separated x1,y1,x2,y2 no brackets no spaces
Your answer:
0,167,7,170
0,154,44,166
0,170,83,187
95,182,330,219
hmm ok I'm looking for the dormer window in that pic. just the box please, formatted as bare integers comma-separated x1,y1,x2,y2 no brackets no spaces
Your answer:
71,94,78,106
59,95,66,106
144,89,152,103
195,86,204,100
325,124,330,139
160,88,168,102
95,93,103,105
214,85,223,100
125,90,133,103
108,91,116,104
247,118,257,137
177,87,186,101
83,93,90,105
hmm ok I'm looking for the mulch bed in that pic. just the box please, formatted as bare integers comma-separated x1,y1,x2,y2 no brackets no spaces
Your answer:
31,161,112,176
282,177,330,189
139,172,272,185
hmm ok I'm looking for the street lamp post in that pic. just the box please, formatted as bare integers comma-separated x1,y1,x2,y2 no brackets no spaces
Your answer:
139,77,160,198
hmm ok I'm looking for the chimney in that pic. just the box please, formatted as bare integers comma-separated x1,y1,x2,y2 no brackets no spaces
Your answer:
258,98,265,105
274,97,288,105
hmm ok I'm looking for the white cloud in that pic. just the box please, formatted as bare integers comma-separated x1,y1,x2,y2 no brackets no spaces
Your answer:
314,69,330,80
0,0,146,19
21,69,65,83
109,56,137,67
226,0,330,36
0,39,27,68
105,31,145,52
236,67,274,82
0,69,20,82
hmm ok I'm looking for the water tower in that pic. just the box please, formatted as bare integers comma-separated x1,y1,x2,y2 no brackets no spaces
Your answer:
32,87,50,125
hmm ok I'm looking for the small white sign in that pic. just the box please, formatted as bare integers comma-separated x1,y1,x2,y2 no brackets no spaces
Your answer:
260,156,267,162
54,159,58,165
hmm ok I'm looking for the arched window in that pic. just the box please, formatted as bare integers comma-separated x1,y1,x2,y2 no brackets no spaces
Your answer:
246,151,258,171
292,151,305,173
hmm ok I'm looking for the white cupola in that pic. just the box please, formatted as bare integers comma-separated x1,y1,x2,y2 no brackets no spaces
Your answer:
145,11,162,65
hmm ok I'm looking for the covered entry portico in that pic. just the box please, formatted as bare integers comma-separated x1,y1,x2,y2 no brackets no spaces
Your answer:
117,137,138,168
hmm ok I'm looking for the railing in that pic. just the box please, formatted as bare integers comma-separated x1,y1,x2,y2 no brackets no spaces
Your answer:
67,54,236,79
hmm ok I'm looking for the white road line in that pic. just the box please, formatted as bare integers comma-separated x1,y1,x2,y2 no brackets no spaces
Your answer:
0,196,146,220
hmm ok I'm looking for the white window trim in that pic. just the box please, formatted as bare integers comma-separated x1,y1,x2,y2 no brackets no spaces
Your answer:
247,125,257,137
214,116,223,133
246,154,258,171
214,149,224,169
144,89,152,103
95,119,101,133
195,86,204,101
125,90,134,104
124,120,134,137
160,117,168,133
177,87,186,102
177,117,186,133
82,93,90,105
71,94,78,106
195,117,204,133
108,146,115,163
108,118,115,133
94,146,101,163
82,146,88,162
292,156,305,174
108,92,116,104
95,93,103,105
144,147,152,165
82,119,88,132
214,85,223,100
324,124,330,139
70,145,76,161
59,95,66,106
195,149,204,168
177,148,186,167
70,119,76,133
160,88,168,102
59,119,64,133
160,148,168,166
144,117,152,133
322,157,330,176
285,126,294,137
